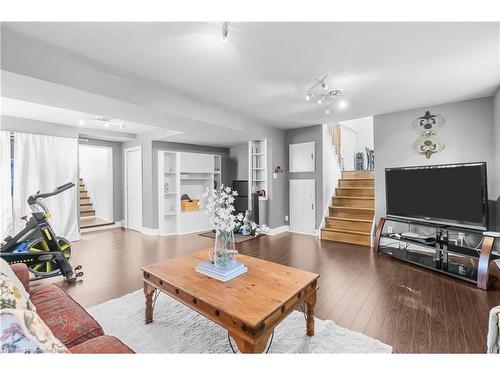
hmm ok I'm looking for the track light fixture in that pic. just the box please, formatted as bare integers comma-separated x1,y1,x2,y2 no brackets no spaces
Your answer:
93,116,126,130
221,22,230,41
304,74,346,114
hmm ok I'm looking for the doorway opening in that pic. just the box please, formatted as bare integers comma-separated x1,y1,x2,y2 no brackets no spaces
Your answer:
78,144,114,229
334,116,374,171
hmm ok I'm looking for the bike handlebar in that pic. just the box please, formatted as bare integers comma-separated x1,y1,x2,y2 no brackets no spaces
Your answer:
27,182,75,204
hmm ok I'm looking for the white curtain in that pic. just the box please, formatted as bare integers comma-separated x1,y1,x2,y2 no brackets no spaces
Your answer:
0,131,14,240
13,133,80,241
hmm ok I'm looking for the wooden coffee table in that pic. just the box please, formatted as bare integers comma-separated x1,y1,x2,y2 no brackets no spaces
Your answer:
141,249,319,353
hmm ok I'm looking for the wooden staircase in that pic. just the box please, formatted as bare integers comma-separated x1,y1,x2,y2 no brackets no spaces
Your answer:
321,170,374,246
79,178,95,218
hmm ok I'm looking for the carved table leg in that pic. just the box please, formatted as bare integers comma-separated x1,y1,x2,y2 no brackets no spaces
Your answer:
477,236,495,290
144,282,156,324
230,332,272,354
305,289,317,337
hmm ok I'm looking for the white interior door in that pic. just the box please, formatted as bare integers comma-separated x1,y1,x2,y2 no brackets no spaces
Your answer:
289,179,315,234
125,147,142,232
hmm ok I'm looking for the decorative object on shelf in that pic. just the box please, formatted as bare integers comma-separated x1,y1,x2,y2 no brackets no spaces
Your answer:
257,189,266,197
304,74,345,115
181,199,199,212
412,111,445,159
164,182,170,193
203,186,244,269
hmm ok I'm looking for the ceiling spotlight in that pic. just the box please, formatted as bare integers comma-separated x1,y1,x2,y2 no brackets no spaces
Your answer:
305,93,311,101
321,81,328,90
317,98,323,104
325,108,331,115
338,100,348,110
104,122,110,127
221,22,230,41
78,119,85,126
119,123,125,129
330,89,343,96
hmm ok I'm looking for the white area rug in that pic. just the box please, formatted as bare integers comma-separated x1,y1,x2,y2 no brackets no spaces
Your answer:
88,290,392,354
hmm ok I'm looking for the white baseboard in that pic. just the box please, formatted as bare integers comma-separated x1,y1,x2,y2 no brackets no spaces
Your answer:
288,229,319,237
81,221,123,234
177,228,212,236
268,225,289,236
141,227,160,236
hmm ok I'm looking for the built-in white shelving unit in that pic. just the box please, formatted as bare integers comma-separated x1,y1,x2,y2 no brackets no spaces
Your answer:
158,151,222,235
248,139,268,201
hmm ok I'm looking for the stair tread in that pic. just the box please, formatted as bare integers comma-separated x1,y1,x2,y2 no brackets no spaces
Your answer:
326,217,373,222
330,205,374,211
321,227,371,236
340,178,374,181
334,196,374,200
337,187,374,189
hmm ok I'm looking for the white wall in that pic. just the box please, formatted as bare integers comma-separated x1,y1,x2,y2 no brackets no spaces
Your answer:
373,97,497,229
339,116,374,170
79,144,113,222
321,124,342,231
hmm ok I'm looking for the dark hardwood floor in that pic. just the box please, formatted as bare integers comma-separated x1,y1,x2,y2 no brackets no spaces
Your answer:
42,228,500,353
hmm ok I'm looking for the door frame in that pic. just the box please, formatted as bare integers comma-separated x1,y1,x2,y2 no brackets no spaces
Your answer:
123,146,142,231
289,179,316,235
78,143,114,223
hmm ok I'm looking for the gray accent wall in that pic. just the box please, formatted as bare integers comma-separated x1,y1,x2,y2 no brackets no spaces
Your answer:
228,129,287,229
285,125,323,229
374,97,498,230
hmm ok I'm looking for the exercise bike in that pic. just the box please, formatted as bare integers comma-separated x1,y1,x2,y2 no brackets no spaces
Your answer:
1,182,83,283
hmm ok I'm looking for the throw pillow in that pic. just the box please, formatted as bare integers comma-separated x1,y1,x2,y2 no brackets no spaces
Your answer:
0,257,30,300
0,273,36,311
1,308,68,353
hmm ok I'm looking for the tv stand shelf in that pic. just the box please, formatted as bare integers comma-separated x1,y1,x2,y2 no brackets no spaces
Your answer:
372,217,498,290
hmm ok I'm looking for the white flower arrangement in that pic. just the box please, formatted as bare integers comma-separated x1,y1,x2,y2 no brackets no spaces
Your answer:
203,185,244,233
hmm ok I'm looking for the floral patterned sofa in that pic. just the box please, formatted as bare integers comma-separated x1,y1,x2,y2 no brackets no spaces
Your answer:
1,261,133,354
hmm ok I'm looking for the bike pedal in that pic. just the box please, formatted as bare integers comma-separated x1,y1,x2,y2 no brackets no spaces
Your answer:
74,265,82,271
76,271,84,278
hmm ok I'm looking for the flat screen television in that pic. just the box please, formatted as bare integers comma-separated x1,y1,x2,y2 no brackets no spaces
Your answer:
385,162,488,230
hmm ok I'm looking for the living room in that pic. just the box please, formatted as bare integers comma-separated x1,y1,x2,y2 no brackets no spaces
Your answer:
1,1,500,373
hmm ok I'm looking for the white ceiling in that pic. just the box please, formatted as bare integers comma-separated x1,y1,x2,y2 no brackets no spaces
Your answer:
1,97,156,134
1,22,500,129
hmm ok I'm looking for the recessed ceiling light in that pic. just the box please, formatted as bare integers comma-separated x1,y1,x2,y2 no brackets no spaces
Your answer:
305,94,311,101
104,122,110,127
119,123,125,129
317,98,323,105
325,108,331,115
78,119,85,126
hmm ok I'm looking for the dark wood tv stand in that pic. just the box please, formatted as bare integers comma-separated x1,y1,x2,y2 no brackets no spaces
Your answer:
372,217,499,290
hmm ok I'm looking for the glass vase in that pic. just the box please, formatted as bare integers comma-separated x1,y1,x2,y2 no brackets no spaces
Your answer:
212,230,237,269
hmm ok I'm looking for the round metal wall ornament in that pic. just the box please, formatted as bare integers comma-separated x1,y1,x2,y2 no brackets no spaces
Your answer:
412,111,445,159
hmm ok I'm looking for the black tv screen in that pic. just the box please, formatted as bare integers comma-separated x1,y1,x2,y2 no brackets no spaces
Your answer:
385,162,488,230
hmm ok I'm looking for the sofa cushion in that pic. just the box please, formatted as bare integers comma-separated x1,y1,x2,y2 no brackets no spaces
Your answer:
0,273,35,311
1,308,68,353
69,335,134,354
30,284,103,348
